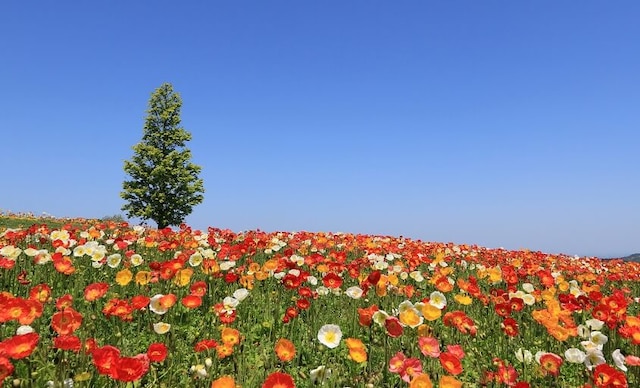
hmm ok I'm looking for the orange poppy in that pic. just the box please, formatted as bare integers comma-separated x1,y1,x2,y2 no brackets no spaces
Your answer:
439,375,463,388
181,295,202,309
221,327,241,346
275,338,296,362
84,282,109,302
211,375,236,388
409,373,433,388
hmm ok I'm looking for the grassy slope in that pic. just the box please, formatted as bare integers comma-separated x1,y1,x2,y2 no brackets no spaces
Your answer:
0,214,97,231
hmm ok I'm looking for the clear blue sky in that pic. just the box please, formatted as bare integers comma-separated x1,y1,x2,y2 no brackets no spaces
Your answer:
1,1,638,258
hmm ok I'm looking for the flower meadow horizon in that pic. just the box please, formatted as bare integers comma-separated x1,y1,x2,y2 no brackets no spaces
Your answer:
1,216,640,386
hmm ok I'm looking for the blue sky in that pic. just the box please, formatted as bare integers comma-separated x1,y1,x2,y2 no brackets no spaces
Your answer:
1,1,638,258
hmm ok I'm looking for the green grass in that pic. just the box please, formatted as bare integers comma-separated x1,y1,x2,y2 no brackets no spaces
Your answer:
0,213,98,231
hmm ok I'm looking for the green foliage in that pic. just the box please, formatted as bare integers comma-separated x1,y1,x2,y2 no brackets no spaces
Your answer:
121,83,204,229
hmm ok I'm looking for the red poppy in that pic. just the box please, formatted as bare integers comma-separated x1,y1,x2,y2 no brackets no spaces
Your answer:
147,343,168,362
194,339,218,352
0,356,14,381
55,294,73,310
296,298,310,310
0,297,27,324
285,306,299,319
28,283,52,303
592,304,610,322
593,363,627,387
224,272,239,284
131,295,150,310
53,253,75,275
539,353,563,377
358,305,379,327
439,352,463,375
282,273,302,289
494,302,512,318
509,297,524,312
219,310,237,324
92,345,121,378
322,273,343,289
189,281,207,296
385,316,404,338
84,338,97,354
113,354,149,382
51,308,83,335
0,333,39,359
366,270,382,286
501,318,519,337
84,282,109,302
181,295,203,309
53,335,82,352
19,298,43,325
0,257,15,269
262,371,295,388
496,364,518,386
298,286,313,298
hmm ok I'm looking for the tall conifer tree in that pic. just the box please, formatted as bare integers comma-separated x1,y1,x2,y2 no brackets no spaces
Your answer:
121,83,204,228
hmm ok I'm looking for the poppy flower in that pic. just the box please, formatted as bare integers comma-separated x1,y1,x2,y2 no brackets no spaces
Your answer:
262,371,295,388
357,305,379,327
389,352,407,373
190,281,207,297
216,344,234,359
446,344,465,360
409,373,433,388
593,363,627,387
147,343,168,362
194,339,218,352
92,345,121,378
418,337,440,358
314,324,342,349
114,354,150,382
322,273,343,289
53,253,75,275
0,333,39,359
51,308,83,335
181,295,202,309
400,357,423,382
539,352,563,376
421,304,442,321
439,352,463,375
115,269,133,286
221,327,241,346
275,338,296,362
55,294,73,310
348,346,368,363
153,322,171,334
28,283,52,303
211,375,236,388
399,307,423,328
131,295,150,310
53,335,82,352
84,282,109,301
501,318,519,337
0,356,14,380
439,375,463,388
385,316,404,338
345,337,367,363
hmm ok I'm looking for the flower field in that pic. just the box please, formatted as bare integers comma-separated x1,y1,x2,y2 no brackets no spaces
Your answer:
1,216,640,387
